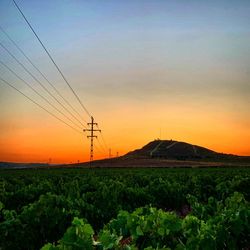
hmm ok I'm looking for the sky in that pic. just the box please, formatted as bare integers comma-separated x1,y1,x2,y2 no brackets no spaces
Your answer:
0,0,250,163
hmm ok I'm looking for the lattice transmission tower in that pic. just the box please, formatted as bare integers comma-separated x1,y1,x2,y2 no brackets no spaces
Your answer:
83,116,101,162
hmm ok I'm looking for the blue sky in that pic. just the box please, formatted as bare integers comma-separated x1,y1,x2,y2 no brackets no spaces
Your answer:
0,0,250,162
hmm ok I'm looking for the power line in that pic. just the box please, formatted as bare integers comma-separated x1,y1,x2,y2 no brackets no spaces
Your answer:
94,139,108,158
0,59,85,130
96,124,110,157
0,25,87,126
0,41,87,129
97,125,109,151
12,0,92,118
0,76,82,134
93,144,104,156
96,137,107,155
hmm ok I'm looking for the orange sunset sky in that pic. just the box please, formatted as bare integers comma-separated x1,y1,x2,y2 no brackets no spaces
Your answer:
0,0,250,163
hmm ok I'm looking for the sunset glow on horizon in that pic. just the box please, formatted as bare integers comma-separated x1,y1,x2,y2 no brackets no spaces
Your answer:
0,0,250,163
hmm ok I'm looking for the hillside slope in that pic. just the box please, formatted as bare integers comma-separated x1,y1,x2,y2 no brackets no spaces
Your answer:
124,140,250,162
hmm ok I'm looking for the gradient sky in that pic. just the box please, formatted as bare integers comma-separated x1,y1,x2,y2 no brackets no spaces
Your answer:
0,0,250,163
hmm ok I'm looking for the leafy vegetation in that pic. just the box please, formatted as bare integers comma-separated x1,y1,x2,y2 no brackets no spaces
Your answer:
0,167,249,249
42,192,250,249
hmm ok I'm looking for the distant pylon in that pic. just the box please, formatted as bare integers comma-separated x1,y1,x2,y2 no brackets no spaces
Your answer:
83,116,101,162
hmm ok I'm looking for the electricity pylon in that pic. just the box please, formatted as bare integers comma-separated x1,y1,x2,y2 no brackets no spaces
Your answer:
83,116,101,162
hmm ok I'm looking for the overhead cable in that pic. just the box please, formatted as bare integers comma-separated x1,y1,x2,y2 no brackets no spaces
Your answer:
0,25,87,125
0,59,86,130
12,0,92,118
0,76,82,134
0,41,87,129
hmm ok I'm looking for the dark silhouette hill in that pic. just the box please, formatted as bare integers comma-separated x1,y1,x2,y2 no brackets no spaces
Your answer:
69,139,250,168
124,139,250,162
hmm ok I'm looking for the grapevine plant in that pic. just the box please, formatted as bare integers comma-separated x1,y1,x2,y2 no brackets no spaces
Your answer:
42,192,250,250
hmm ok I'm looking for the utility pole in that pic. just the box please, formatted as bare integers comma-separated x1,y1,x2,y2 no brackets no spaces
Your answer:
83,116,101,162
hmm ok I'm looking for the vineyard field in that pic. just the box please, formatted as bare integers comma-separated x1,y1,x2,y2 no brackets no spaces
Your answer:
0,167,249,250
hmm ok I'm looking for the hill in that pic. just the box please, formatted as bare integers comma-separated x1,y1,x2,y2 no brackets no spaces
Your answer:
124,139,250,162
74,139,250,168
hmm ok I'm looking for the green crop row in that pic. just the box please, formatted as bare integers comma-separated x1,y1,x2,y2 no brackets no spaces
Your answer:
0,167,249,249
42,192,249,250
